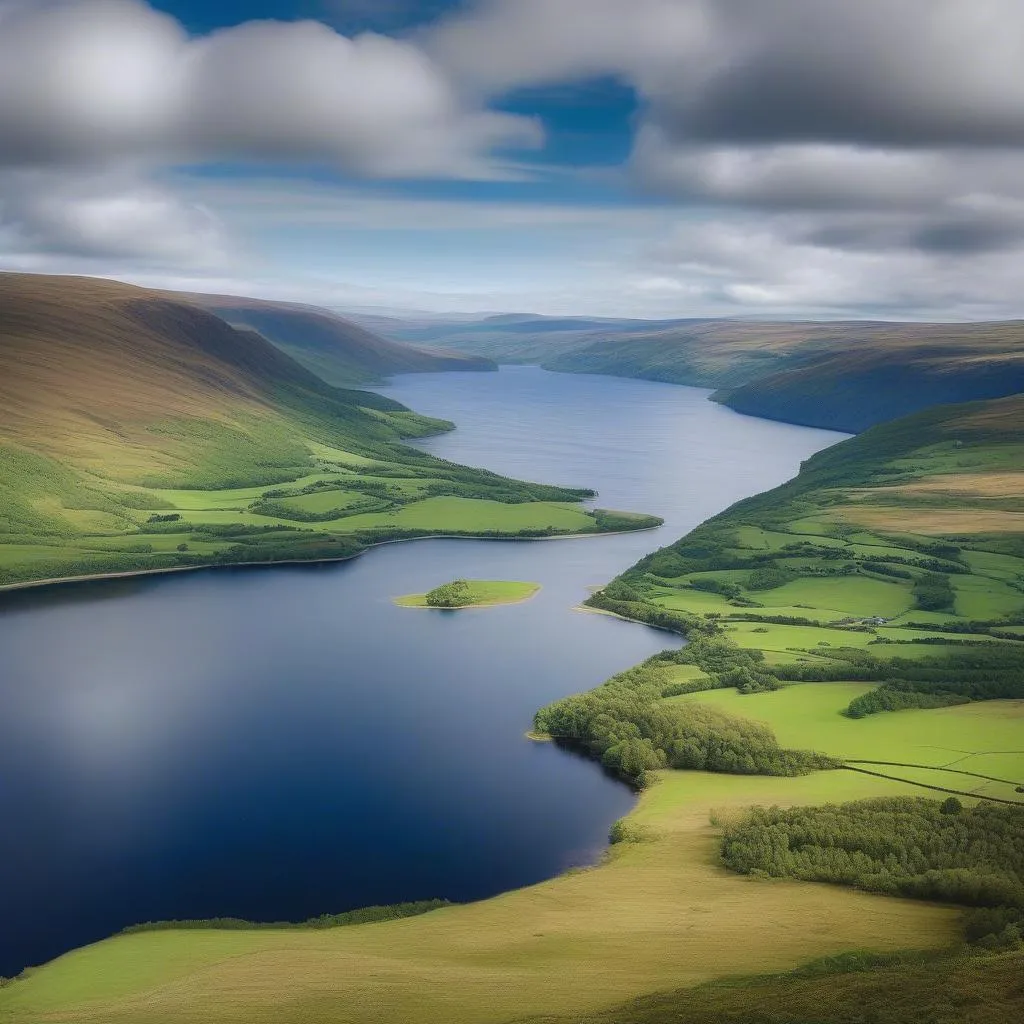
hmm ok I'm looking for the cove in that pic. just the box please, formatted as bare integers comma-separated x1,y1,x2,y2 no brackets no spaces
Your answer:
0,367,845,976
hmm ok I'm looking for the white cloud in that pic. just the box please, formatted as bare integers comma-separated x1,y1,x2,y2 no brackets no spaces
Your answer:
0,169,229,265
638,216,1024,320
0,0,539,177
7,0,1024,319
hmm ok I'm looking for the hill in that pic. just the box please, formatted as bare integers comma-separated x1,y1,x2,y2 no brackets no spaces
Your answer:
0,273,654,589
574,391,1024,790
545,320,1024,432
379,311,1024,433
191,294,495,385
350,311,680,365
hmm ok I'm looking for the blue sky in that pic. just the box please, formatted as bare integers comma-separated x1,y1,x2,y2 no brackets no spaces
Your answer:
2,1,1024,319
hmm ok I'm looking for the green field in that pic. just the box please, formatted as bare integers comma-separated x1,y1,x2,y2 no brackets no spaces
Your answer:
395,579,541,608
0,444,649,589
672,684,1024,803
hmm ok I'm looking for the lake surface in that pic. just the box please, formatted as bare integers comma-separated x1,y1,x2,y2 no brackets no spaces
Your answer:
0,367,845,975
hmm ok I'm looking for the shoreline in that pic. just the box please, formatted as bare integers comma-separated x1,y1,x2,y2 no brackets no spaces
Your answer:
0,525,662,598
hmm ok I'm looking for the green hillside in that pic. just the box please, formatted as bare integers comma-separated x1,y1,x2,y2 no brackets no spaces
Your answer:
573,393,1024,787
0,273,655,589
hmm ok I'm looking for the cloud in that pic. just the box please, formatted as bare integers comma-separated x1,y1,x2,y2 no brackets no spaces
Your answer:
0,169,229,266
0,0,539,177
6,0,1024,320
431,0,1024,148
637,212,1024,319
430,1,1024,213
423,0,1024,320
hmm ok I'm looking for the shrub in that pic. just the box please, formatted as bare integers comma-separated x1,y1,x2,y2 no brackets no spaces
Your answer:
425,579,472,607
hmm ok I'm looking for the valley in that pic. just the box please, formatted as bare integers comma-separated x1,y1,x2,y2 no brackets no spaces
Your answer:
0,280,1022,1024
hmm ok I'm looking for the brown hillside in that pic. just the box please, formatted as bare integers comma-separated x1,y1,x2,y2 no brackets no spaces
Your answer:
0,273,400,481
189,292,495,384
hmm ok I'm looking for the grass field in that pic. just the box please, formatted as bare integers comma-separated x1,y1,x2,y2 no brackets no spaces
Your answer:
671,685,1024,802
606,397,1024,702
395,579,541,608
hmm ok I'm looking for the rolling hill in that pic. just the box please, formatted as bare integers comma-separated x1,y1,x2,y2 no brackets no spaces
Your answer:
713,333,1024,431
546,320,1024,432
0,273,655,588
190,294,495,385
349,311,681,365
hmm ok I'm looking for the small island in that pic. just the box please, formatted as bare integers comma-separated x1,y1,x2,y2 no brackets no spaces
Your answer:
394,579,540,609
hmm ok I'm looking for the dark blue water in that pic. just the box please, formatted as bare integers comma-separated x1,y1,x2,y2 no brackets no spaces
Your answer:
0,367,846,975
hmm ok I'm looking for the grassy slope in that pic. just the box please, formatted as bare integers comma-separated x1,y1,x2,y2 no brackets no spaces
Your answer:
0,274,648,589
190,293,496,385
609,394,1024,724
567,949,1024,1024
394,579,540,607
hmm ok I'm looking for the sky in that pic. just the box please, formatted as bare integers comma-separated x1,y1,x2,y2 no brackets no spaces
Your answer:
3,0,1024,318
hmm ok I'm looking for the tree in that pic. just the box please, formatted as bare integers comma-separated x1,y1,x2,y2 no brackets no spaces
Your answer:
426,579,472,607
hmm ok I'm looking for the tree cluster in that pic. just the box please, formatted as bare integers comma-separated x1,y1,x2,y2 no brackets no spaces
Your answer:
720,797,1024,948
534,636,834,787
425,579,473,607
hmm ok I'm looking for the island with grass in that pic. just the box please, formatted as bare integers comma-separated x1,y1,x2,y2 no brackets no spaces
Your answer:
394,578,540,609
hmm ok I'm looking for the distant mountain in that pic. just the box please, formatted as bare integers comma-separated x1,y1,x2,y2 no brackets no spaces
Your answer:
545,320,1024,432
348,311,685,364
189,294,495,385
358,311,1024,432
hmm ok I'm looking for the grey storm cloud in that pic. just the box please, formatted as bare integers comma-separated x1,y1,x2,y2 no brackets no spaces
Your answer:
649,0,1024,149
432,0,1024,149
800,208,1024,257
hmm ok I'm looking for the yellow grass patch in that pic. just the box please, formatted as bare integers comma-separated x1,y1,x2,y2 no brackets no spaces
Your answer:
834,505,1024,535
870,472,1024,499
